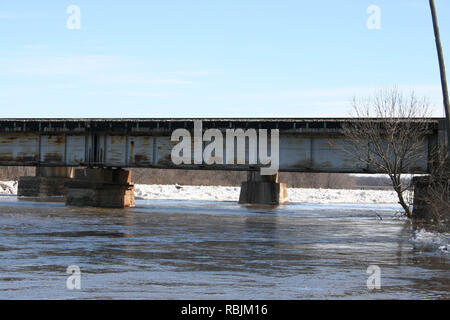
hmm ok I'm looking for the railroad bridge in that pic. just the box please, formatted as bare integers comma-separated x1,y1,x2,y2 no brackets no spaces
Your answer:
0,118,446,208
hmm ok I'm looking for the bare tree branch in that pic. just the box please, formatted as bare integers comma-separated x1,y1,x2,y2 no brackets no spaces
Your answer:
341,88,432,218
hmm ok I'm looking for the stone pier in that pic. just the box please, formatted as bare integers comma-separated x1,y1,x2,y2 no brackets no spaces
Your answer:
18,167,74,197
239,172,288,205
65,168,135,208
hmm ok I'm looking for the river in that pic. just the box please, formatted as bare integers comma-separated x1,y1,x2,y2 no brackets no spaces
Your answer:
0,196,448,299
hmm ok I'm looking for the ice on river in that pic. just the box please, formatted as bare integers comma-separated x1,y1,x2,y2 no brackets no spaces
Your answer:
0,180,406,204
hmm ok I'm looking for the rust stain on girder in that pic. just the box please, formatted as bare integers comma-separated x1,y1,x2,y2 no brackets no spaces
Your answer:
0,152,14,162
53,135,65,145
43,153,63,163
291,159,312,168
110,135,125,144
16,152,38,162
157,154,172,166
134,154,149,164
0,152,37,163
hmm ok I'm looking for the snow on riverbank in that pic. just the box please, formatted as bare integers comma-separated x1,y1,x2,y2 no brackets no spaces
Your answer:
0,180,403,204
135,184,404,204
0,180,405,204
0,181,17,195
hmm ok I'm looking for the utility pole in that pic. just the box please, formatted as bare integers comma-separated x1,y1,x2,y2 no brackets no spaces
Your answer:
429,0,450,154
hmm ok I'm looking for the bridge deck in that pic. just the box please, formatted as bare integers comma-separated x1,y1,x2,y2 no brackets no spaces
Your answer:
0,118,445,173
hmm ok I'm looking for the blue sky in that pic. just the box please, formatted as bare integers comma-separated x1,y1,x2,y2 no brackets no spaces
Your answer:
0,0,449,118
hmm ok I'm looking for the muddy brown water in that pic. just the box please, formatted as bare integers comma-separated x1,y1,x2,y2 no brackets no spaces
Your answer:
0,196,448,299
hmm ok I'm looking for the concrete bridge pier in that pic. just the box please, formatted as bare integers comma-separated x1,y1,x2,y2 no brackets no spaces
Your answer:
239,172,288,205
18,167,74,197
65,168,135,208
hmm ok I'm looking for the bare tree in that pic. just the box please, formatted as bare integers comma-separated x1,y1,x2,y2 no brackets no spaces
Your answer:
341,88,433,217
414,146,449,225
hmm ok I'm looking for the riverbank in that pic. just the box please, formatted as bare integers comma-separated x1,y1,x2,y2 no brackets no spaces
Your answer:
1,180,405,204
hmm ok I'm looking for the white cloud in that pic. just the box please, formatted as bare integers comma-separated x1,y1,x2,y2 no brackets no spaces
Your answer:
80,90,174,98
0,53,213,86
210,85,442,101
23,44,48,50
0,12,53,20
161,71,223,77
207,84,445,117
4,54,130,77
